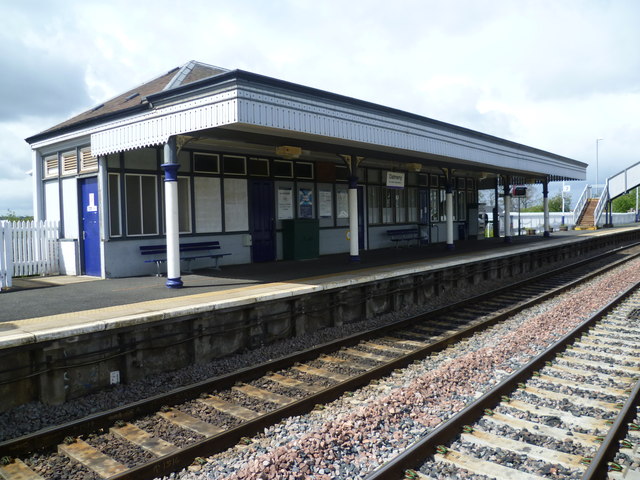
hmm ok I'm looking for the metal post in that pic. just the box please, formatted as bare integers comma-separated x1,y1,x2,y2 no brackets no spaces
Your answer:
493,179,499,237
542,179,550,237
162,137,182,288
596,138,603,197
348,174,360,262
445,183,454,250
503,179,512,243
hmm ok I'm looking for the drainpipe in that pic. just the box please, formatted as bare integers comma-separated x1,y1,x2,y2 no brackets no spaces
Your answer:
162,137,182,288
542,179,550,237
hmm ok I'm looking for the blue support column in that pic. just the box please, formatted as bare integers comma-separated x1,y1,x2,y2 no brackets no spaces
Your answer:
162,137,183,289
503,179,512,243
542,179,551,237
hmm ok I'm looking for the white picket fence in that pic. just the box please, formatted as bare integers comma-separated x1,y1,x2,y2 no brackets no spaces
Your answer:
0,220,60,289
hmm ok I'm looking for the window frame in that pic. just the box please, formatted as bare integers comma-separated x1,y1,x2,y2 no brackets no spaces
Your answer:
124,173,159,236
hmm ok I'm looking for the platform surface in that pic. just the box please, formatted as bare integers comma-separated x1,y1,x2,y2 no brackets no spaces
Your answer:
1,227,638,349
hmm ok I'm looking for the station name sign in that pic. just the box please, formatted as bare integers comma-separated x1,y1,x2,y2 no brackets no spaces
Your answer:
386,171,405,189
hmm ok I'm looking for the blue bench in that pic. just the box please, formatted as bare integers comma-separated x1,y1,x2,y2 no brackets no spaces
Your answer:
140,241,231,276
387,228,421,247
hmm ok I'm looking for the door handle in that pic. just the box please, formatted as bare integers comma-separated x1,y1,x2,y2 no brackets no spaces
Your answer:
82,231,86,240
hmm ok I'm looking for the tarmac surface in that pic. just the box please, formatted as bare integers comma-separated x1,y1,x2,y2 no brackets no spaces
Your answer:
0,230,596,323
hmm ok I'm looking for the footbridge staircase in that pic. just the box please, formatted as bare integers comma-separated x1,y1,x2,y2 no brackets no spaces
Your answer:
573,160,640,229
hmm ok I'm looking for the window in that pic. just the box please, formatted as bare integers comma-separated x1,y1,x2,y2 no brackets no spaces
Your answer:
295,162,314,179
273,159,293,178
108,173,121,237
125,174,158,235
367,185,381,224
178,177,192,233
223,155,246,175
223,178,248,231
407,187,418,223
382,188,394,224
249,158,269,176
194,177,222,232
430,189,439,222
80,148,98,172
439,189,447,222
61,151,77,176
194,153,219,173
457,191,467,220
44,155,58,178
395,189,407,223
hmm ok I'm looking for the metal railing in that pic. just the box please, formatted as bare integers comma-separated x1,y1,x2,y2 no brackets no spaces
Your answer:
594,179,610,227
572,184,592,226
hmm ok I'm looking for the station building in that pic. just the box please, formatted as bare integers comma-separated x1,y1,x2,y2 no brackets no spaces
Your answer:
25,61,587,283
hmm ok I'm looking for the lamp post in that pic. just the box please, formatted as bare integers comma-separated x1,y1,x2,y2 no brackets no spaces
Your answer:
596,138,603,197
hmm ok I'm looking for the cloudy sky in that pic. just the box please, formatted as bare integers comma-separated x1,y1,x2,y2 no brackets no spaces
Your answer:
1,0,638,215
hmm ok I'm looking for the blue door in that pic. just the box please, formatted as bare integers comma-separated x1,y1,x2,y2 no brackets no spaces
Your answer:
80,178,101,276
250,180,276,262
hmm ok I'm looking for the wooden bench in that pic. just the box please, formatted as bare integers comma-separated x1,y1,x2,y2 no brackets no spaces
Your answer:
140,241,231,276
386,228,421,247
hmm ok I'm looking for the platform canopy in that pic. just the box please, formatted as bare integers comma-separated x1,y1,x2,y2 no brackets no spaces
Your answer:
27,60,587,184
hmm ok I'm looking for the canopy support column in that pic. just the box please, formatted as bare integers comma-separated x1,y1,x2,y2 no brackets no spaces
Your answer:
503,177,512,243
162,137,182,288
445,181,454,250
543,178,551,237
340,154,363,262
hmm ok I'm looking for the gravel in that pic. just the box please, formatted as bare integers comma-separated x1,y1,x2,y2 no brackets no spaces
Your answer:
165,257,640,479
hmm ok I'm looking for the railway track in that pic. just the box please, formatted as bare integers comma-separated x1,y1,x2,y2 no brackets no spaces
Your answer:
367,286,640,480
1,244,640,480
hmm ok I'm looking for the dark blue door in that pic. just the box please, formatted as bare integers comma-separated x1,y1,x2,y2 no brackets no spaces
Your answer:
250,180,275,262
80,177,101,276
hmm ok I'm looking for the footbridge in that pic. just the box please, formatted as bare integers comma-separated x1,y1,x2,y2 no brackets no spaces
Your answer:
573,160,640,229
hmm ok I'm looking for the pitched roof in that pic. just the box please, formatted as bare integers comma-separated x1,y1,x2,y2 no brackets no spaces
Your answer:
32,61,228,139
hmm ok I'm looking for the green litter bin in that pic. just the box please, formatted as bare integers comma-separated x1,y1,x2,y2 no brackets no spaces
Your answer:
282,219,319,260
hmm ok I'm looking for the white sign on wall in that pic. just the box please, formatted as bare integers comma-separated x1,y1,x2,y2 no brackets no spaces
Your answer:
386,171,405,189
278,187,293,220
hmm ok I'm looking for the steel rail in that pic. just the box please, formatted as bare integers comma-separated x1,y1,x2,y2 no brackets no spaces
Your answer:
364,281,640,480
1,243,639,478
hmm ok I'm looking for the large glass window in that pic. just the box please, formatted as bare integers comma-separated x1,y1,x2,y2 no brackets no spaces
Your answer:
223,178,248,231
194,177,222,232
125,174,158,235
439,189,447,222
457,190,467,221
407,187,418,223
430,189,439,222
395,189,407,223
367,186,381,224
108,173,121,237
382,188,394,224
178,177,192,233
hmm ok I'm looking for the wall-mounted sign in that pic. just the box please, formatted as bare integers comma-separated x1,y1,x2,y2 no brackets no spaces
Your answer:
278,187,293,219
298,188,313,218
386,171,405,189
319,190,332,218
